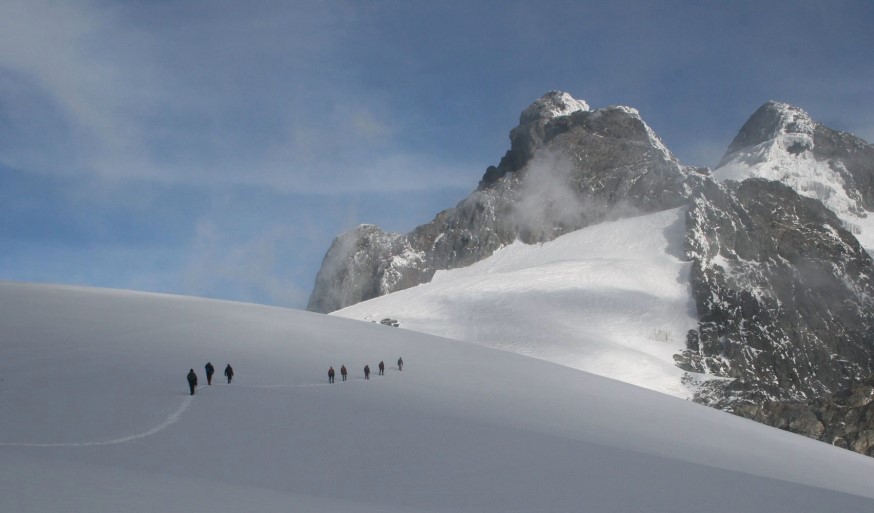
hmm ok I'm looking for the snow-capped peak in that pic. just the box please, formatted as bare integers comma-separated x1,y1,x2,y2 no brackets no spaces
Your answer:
766,101,816,136
722,101,816,162
714,101,874,251
520,91,590,124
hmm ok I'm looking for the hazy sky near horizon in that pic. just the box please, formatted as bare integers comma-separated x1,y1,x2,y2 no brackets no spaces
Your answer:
2,0,873,308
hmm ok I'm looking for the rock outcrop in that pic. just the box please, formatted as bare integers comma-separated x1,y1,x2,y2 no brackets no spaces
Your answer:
734,376,874,456
678,177,874,405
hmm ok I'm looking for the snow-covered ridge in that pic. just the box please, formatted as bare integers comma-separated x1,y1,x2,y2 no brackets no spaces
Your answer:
520,90,590,123
766,101,816,137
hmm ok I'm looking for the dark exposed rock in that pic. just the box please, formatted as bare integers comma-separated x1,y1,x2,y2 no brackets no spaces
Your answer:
812,124,874,212
732,376,874,456
680,177,874,405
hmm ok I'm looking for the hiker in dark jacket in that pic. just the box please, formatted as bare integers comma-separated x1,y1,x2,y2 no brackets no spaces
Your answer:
328,366,335,384
364,364,370,380
378,361,385,375
187,369,198,395
397,357,404,371
205,362,215,385
224,364,234,384
340,365,347,382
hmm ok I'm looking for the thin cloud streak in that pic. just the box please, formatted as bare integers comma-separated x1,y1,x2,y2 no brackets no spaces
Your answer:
0,1,479,194
3,1,871,191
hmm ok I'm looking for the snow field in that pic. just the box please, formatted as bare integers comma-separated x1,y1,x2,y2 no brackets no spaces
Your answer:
336,207,704,398
3,282,874,512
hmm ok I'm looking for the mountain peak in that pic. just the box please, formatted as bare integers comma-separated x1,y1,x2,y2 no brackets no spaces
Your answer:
519,91,590,124
723,101,816,159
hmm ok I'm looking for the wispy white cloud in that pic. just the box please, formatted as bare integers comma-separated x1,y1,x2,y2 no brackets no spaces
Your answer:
0,0,175,179
0,0,478,195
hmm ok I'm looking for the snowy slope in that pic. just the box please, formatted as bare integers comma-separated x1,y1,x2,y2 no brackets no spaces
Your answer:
335,207,705,398
3,281,874,512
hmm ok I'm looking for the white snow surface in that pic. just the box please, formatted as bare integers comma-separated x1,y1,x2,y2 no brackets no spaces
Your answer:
715,104,874,250
542,91,590,118
3,281,874,512
336,208,704,399
523,91,590,121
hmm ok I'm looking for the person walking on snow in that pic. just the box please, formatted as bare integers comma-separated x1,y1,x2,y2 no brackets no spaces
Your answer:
397,357,404,371
364,364,370,380
378,361,385,375
340,365,347,382
224,364,234,384
328,366,335,384
187,369,198,395
205,362,215,385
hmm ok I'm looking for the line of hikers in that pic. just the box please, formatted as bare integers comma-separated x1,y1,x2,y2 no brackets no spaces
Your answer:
186,357,404,394
187,362,234,395
328,357,403,383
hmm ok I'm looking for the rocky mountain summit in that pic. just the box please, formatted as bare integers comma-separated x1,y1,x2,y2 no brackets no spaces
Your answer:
735,375,874,456
308,92,874,455
678,103,874,408
308,91,701,313
691,101,874,450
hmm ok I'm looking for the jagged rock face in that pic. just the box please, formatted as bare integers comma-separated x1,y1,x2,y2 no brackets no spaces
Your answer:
679,177,874,404
308,91,695,312
811,126,874,211
682,103,874,455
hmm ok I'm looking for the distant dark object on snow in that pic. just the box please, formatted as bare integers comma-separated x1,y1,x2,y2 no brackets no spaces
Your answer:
380,318,400,327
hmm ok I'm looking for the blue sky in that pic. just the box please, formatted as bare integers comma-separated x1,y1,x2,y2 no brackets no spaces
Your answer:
1,0,873,308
